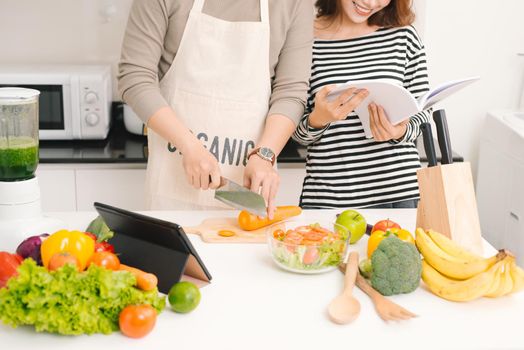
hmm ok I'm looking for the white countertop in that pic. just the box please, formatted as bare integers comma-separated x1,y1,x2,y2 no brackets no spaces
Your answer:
1,209,523,350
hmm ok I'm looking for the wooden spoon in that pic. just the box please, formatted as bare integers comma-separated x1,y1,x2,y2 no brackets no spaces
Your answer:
338,264,418,322
327,251,361,324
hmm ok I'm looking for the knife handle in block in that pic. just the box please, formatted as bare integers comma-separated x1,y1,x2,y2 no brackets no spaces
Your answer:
420,122,438,167
432,109,453,165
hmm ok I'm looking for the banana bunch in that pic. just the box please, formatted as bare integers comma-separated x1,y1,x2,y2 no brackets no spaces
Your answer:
415,228,524,302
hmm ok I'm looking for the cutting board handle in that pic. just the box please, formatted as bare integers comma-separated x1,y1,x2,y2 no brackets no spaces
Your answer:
182,226,201,236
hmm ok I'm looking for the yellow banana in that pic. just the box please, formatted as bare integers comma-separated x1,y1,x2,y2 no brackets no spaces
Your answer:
484,259,504,296
415,228,504,280
421,259,503,302
426,229,482,261
485,257,513,298
509,259,524,294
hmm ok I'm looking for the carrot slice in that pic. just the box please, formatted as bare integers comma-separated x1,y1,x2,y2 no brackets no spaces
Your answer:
218,230,236,237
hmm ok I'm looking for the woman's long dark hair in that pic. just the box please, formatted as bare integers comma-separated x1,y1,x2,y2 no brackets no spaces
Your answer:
315,0,415,27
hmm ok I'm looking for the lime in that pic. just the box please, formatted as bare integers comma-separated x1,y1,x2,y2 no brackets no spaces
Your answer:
168,281,201,313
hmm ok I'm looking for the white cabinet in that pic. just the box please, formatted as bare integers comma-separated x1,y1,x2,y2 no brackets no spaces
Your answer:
36,166,76,212
37,164,147,212
37,163,306,212
76,168,146,211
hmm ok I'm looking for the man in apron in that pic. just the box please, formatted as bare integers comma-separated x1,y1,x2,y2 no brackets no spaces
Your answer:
118,0,313,217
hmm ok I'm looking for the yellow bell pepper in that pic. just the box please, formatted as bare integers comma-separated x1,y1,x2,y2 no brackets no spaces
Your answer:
367,228,415,258
41,230,95,271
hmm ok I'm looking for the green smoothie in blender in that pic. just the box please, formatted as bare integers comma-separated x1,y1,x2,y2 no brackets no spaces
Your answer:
0,87,40,181
0,137,38,180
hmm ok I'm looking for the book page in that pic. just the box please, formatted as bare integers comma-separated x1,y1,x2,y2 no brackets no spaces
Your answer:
327,80,419,138
417,76,480,109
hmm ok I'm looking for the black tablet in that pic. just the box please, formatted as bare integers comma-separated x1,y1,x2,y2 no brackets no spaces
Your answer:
93,202,212,293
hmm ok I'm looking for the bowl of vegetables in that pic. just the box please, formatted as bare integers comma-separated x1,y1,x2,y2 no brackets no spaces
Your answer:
266,220,351,274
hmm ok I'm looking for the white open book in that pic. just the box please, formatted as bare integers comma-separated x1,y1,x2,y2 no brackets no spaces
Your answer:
326,76,480,138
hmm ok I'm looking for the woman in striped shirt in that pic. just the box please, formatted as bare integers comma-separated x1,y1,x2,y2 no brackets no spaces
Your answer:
293,0,430,209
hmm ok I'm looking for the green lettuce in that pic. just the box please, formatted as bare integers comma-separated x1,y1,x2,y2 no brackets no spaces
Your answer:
0,259,165,335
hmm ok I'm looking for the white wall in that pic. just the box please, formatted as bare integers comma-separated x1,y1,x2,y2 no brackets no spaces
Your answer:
1,0,523,178
423,0,524,176
0,0,133,99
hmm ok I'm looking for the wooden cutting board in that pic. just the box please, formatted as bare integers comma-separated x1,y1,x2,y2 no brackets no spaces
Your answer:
183,217,267,243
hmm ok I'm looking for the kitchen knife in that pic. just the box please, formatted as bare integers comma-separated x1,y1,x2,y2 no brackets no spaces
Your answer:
420,122,438,167
432,109,453,164
214,177,267,217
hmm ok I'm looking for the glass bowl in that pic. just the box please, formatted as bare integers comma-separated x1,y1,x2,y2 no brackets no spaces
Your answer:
266,219,351,274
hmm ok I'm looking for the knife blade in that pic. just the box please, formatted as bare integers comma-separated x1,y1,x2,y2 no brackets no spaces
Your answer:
420,122,438,167
214,177,267,216
432,109,453,165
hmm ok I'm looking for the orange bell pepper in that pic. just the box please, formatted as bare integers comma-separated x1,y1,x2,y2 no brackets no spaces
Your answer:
41,230,95,271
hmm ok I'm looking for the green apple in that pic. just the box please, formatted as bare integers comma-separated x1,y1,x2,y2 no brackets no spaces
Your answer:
336,209,367,244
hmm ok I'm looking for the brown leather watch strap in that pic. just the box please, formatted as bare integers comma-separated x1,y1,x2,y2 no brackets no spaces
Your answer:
247,147,275,165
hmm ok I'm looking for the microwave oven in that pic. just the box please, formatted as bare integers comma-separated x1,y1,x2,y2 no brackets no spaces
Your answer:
0,64,112,140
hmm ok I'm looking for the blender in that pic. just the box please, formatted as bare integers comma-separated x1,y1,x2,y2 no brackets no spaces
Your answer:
0,87,62,251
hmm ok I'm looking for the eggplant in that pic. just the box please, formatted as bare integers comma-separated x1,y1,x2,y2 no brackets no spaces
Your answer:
16,234,49,265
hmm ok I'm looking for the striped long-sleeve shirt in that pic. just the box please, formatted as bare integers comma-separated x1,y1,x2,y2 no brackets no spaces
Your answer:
293,26,431,209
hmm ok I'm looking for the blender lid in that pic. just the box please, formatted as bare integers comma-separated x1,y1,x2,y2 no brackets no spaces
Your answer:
0,87,40,104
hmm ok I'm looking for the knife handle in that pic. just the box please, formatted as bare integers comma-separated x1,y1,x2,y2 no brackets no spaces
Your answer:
432,109,453,164
420,123,438,167
210,176,228,188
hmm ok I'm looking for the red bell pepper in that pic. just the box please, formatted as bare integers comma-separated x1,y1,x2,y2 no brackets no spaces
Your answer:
0,252,23,288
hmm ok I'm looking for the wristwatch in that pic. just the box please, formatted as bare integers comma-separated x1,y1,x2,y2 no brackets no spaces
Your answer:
248,146,276,165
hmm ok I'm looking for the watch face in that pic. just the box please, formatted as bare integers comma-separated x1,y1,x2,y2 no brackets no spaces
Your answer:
259,147,275,159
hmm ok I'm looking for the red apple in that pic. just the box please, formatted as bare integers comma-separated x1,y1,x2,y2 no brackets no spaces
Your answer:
371,219,401,233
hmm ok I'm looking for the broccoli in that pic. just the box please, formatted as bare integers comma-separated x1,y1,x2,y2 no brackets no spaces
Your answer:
367,236,422,296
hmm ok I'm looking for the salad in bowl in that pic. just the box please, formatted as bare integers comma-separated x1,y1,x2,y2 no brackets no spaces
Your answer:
266,220,350,274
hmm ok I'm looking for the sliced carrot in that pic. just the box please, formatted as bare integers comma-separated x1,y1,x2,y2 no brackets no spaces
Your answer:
237,206,302,231
119,264,158,291
218,230,236,237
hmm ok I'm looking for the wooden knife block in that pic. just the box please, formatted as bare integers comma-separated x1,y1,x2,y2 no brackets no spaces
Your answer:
416,162,484,255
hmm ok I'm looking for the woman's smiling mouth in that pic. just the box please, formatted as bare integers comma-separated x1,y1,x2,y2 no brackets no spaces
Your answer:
352,1,373,16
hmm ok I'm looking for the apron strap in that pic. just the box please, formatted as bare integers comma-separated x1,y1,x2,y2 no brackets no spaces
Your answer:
260,0,269,24
192,0,205,12
192,0,268,24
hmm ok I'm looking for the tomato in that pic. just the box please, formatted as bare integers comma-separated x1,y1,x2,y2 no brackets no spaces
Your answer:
119,304,157,338
48,252,81,271
283,230,302,244
0,252,23,288
283,230,302,252
95,241,115,253
367,228,415,258
371,219,401,234
272,229,285,240
89,251,120,270
41,230,95,271
301,230,325,242
303,248,319,265
311,226,333,235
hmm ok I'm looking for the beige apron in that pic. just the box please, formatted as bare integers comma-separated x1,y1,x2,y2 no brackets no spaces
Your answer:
145,0,271,210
